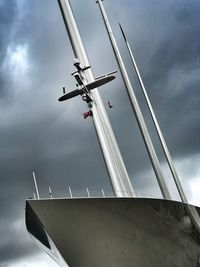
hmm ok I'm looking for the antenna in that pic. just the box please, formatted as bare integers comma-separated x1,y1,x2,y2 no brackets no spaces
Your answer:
32,171,40,199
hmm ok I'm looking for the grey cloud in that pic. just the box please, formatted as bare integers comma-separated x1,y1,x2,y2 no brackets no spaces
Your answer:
0,0,200,265
0,0,18,98
0,218,40,265
0,0,17,53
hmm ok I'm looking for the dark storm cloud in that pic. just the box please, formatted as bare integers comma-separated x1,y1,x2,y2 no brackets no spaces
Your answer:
100,0,200,167
0,218,39,265
147,3,200,86
0,0,17,55
0,0,18,97
139,1,200,159
0,0,200,266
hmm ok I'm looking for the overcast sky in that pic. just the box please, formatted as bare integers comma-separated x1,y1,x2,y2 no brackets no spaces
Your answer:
0,0,200,266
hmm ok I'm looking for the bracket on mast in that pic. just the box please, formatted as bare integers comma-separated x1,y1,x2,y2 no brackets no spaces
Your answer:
58,58,117,106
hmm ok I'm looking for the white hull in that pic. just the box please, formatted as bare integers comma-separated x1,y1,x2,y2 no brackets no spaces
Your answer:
26,198,200,267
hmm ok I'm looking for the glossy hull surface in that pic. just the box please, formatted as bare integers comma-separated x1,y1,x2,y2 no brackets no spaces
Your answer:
26,198,200,267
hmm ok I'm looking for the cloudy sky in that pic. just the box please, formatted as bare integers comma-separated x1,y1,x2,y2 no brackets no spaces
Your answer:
0,0,200,266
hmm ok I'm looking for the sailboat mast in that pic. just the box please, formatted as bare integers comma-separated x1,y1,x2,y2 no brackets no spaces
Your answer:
119,24,188,203
57,0,135,197
119,27,200,236
96,0,171,200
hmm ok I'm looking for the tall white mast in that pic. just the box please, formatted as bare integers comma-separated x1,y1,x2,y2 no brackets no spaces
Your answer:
119,24,188,203
96,0,171,200
118,24,200,232
57,0,135,197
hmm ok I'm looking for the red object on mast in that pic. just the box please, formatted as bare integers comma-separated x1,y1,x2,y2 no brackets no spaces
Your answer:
83,110,93,119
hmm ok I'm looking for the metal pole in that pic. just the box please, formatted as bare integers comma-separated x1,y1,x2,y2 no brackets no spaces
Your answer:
68,186,73,198
96,0,171,200
117,22,200,233
32,171,40,199
87,188,91,198
119,26,200,232
57,0,135,197
101,188,105,198
119,24,187,203
49,186,53,199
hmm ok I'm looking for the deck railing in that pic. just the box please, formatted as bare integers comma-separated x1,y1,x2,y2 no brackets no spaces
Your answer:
31,187,160,200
